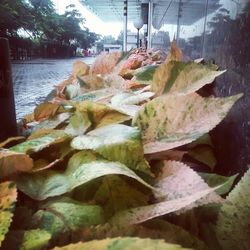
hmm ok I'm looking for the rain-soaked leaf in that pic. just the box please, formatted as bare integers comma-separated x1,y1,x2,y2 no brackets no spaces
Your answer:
79,74,105,90
30,197,104,240
91,52,121,74
152,61,226,96
0,182,17,246
94,176,149,218
9,131,69,154
111,91,154,106
216,168,250,250
133,93,242,154
199,173,238,196
34,103,60,121
52,237,189,250
15,151,153,200
71,124,151,174
0,150,33,180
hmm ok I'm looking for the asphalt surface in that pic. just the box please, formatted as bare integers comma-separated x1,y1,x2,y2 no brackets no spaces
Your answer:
11,57,95,120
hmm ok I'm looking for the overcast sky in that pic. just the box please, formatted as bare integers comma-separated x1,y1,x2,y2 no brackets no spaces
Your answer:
52,0,132,38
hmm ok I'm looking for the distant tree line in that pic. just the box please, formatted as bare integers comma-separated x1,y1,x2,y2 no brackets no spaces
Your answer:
0,0,100,58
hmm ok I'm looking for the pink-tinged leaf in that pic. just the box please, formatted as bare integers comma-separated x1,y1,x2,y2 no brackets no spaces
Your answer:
133,93,242,153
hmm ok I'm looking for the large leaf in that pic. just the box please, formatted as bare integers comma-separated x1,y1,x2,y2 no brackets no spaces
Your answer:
9,131,69,154
110,187,219,227
154,161,222,205
0,182,17,246
30,198,104,240
52,237,189,250
94,176,149,218
15,151,153,200
133,93,242,153
71,124,151,174
216,168,250,250
199,172,238,196
111,91,154,106
152,61,226,96
0,150,33,180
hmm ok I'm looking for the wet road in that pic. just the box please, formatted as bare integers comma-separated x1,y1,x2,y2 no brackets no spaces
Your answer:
12,57,95,120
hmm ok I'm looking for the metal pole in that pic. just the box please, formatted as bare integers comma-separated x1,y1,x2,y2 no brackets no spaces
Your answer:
137,29,140,48
147,0,153,49
201,0,209,58
176,0,182,46
0,38,17,141
123,0,128,52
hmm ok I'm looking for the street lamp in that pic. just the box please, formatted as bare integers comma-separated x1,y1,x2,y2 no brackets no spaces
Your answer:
133,19,144,48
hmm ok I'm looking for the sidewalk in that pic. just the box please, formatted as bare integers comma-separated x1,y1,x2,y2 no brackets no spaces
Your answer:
12,57,95,120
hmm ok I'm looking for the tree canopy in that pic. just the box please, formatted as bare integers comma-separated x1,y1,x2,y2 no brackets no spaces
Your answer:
0,0,100,48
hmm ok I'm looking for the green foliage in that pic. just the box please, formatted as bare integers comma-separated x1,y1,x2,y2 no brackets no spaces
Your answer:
216,168,250,249
52,237,189,250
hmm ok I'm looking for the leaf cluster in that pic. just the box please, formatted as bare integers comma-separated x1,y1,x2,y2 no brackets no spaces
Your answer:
0,43,247,249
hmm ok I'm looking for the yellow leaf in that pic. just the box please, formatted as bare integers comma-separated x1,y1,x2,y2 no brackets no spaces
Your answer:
34,102,60,121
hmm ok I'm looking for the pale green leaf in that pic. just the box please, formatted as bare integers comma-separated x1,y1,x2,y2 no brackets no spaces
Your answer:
65,84,80,100
65,111,91,136
18,229,51,250
52,237,189,250
72,88,118,102
0,182,17,246
216,168,250,250
9,131,69,154
133,93,242,153
132,65,158,84
32,113,71,131
111,91,154,106
30,198,104,240
71,124,151,174
152,61,226,96
199,173,238,195
15,151,153,200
